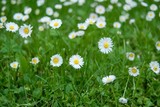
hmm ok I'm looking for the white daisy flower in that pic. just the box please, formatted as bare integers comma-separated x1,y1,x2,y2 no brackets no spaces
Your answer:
24,7,32,15
155,41,160,51
98,37,113,54
85,18,96,25
19,24,33,38
128,67,139,77
126,52,135,61
149,61,160,74
38,26,44,31
76,30,85,36
129,19,135,24
50,54,63,67
150,4,158,11
22,15,29,21
141,2,148,7
30,57,40,65
68,31,77,39
69,54,84,69
0,23,4,29
146,11,155,21
97,16,106,22
102,75,116,84
5,22,19,32
113,22,121,28
89,13,98,20
10,61,19,69
37,0,45,7
13,13,23,21
96,21,106,28
38,16,51,23
95,5,105,14
53,12,59,17
55,4,62,9
77,23,88,30
119,97,128,104
50,19,62,29
0,16,7,23
46,7,54,16
123,4,131,11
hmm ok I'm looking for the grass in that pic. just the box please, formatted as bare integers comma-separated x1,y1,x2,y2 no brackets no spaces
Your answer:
0,0,160,106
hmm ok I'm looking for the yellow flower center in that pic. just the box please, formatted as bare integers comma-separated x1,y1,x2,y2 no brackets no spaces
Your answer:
103,42,109,48
153,66,158,71
74,59,79,64
12,63,17,68
129,53,134,58
32,59,38,64
99,23,103,27
9,25,15,30
54,22,59,27
80,25,84,29
149,13,153,17
23,28,29,34
131,68,137,74
53,57,59,64
156,42,160,47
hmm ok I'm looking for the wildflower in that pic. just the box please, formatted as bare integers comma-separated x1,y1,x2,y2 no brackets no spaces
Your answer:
68,31,77,39
5,22,19,32
50,54,63,67
19,24,33,38
102,75,116,84
128,67,139,77
10,61,19,69
95,5,105,14
113,22,121,28
96,21,106,28
85,18,96,25
155,41,160,51
77,23,88,30
149,61,160,74
0,16,7,23
119,97,128,104
13,13,23,21
98,37,113,54
30,57,40,65
50,19,62,29
126,52,135,61
69,55,84,69
46,7,53,16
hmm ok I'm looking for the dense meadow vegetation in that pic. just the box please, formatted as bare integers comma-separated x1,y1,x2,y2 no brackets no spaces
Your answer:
0,0,160,106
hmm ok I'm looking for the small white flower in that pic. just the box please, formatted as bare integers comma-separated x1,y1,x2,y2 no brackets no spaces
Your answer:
155,41,160,51
76,30,85,36
146,11,155,21
129,19,135,24
96,21,106,28
38,26,44,31
10,61,19,69
50,54,63,67
89,13,98,20
119,97,128,104
24,7,32,14
97,16,106,22
95,5,105,14
98,37,113,54
0,23,4,29
149,61,160,74
13,13,23,21
77,23,88,30
141,2,148,7
85,18,96,25
50,19,62,29
46,7,53,16
37,0,45,7
69,54,84,69
0,16,7,23
5,22,19,32
55,4,62,9
128,67,139,77
113,22,121,28
69,31,77,39
150,4,158,11
126,52,135,61
19,24,33,38
53,12,59,17
30,57,40,65
102,75,116,84
22,15,29,21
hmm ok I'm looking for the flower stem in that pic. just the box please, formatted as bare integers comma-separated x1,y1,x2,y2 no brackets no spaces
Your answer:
122,76,129,97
